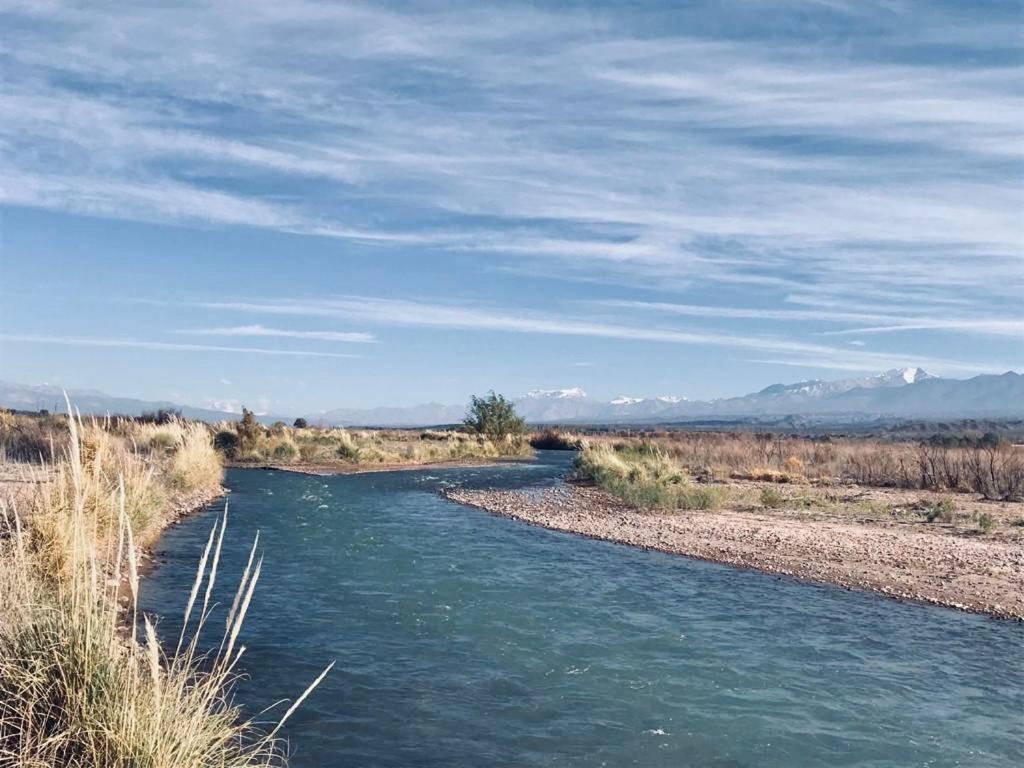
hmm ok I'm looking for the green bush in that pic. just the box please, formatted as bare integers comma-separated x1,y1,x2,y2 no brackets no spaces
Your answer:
925,499,956,523
336,442,360,461
212,430,239,457
463,392,527,455
574,443,725,511
530,429,583,450
272,441,299,462
760,488,786,509
977,512,995,533
236,408,263,453
676,485,726,510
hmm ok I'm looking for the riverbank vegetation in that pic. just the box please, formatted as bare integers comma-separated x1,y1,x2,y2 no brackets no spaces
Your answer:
0,410,324,766
573,442,727,510
529,429,585,451
215,394,533,468
573,432,1024,503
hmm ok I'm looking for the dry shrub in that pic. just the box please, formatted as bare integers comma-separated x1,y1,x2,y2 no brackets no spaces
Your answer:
0,411,68,463
760,488,787,509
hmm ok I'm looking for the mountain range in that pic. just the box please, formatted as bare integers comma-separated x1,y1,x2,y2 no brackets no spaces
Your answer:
2,367,1022,427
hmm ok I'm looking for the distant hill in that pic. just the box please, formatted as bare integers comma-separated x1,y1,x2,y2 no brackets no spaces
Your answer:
3,368,1022,428
0,381,256,424
304,368,1022,425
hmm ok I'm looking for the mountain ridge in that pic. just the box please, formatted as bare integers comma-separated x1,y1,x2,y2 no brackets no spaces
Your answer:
1,369,1021,427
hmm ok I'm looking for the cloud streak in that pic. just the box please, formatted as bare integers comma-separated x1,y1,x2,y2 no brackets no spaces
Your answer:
191,295,1015,375
181,324,377,343
2,0,1021,314
2,0,1021,393
0,334,361,358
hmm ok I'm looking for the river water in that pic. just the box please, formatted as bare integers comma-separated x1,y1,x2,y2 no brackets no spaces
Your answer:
140,452,1023,767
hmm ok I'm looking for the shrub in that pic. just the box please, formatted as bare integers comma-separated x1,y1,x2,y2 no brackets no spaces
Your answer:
335,433,361,461
213,430,239,457
293,417,309,429
977,512,995,534
760,488,786,509
573,443,724,511
675,485,726,511
419,430,451,441
298,443,321,462
463,392,527,455
236,408,263,454
0,411,66,462
925,499,956,523
137,407,182,424
272,440,299,462
530,429,583,450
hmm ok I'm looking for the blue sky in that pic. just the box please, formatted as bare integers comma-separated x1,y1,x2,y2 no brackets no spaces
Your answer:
1,0,1021,413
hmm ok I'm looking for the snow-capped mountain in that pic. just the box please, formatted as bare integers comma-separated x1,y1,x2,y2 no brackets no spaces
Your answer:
656,395,687,404
523,388,587,400
610,396,644,405
509,368,1021,423
3,368,1020,427
755,368,938,401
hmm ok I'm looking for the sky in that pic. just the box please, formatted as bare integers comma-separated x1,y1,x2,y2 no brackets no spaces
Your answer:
0,0,1022,413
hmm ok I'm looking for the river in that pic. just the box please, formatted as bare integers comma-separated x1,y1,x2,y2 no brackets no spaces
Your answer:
140,452,1023,767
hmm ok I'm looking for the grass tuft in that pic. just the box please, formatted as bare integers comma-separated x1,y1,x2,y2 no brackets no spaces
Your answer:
0,408,328,767
574,443,726,511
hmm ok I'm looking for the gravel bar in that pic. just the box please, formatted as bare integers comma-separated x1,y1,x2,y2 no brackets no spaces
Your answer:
443,484,1024,621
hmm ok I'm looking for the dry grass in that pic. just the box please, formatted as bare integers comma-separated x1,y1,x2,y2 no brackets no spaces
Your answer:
0,410,329,767
0,410,69,463
580,432,1024,500
217,423,532,466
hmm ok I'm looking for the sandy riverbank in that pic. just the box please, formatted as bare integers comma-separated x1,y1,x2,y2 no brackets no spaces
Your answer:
443,483,1024,620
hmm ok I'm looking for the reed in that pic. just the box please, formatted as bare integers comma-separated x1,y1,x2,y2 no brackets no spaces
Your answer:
578,431,1024,500
0,407,330,767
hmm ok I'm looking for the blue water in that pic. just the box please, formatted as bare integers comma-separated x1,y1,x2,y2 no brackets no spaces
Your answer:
140,452,1023,767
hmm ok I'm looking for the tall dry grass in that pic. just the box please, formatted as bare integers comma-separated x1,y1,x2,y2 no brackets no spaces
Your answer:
0,410,68,463
216,422,528,466
0,409,330,767
582,432,1024,500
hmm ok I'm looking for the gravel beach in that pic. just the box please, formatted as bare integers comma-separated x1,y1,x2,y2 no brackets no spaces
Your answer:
444,483,1024,620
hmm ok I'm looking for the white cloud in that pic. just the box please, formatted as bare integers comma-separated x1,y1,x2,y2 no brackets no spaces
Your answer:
822,319,1024,338
599,300,1024,340
183,324,377,343
2,0,1021,383
193,295,1017,375
0,0,1020,316
0,334,361,358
